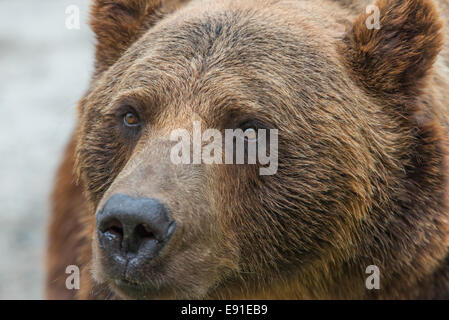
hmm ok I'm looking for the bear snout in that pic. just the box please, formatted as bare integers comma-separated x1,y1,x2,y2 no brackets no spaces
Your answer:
96,194,177,281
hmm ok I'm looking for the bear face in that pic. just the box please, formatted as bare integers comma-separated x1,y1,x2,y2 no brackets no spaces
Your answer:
71,0,449,299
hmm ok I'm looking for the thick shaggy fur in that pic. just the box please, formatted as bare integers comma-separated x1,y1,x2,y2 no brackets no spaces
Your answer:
46,0,449,299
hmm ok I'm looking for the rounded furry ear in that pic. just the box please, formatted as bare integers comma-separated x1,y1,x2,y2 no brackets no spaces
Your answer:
341,0,443,98
90,0,171,74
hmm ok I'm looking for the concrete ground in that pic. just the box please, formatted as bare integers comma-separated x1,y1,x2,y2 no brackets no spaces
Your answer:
0,0,94,299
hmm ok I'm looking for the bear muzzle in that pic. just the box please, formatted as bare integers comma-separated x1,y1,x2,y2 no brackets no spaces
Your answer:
96,194,177,286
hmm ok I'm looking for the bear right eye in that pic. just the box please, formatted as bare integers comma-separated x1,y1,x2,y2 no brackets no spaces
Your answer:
123,112,140,127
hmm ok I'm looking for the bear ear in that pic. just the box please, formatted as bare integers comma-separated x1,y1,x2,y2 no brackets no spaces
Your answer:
341,0,443,98
90,0,171,74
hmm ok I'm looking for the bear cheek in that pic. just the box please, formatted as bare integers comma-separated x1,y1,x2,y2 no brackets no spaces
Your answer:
90,231,107,284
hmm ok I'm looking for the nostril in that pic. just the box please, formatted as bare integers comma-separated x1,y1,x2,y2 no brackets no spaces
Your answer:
135,223,155,240
104,218,124,238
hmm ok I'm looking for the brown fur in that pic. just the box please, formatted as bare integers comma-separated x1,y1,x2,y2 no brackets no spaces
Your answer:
46,0,449,299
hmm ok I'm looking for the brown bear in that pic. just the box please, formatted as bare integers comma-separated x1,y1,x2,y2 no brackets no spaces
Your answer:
46,0,449,299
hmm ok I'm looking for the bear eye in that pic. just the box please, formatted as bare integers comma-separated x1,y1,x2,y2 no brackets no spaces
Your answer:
239,121,261,141
243,128,258,141
123,112,140,127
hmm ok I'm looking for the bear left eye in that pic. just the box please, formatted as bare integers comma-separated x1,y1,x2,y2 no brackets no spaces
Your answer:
239,121,261,141
123,112,140,127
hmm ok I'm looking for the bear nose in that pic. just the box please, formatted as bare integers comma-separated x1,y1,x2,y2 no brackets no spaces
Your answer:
97,194,176,263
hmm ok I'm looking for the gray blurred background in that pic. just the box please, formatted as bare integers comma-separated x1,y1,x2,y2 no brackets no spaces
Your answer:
0,0,94,299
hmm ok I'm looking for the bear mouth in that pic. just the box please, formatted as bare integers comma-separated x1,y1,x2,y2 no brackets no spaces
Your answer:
111,279,165,300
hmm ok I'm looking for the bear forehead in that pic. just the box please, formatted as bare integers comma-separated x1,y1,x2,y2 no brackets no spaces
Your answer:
91,7,343,113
